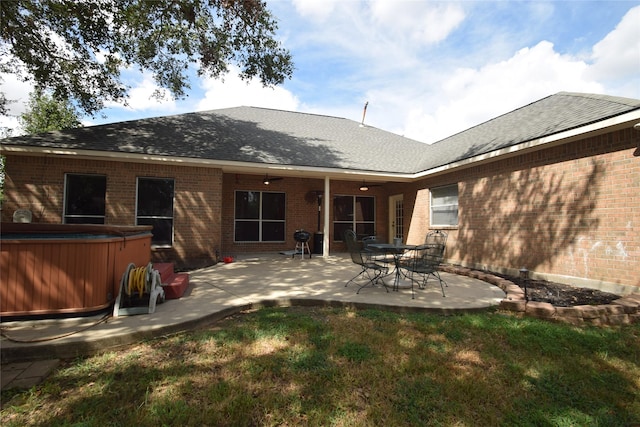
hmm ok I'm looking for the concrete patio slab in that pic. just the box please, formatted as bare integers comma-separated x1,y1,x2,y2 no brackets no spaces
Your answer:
1,254,505,390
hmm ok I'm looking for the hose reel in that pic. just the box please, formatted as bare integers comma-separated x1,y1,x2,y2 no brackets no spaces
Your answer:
113,262,166,317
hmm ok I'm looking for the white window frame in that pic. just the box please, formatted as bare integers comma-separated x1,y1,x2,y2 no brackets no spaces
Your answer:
430,184,459,227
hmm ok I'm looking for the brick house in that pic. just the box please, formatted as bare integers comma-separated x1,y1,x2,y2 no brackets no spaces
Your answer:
2,92,639,294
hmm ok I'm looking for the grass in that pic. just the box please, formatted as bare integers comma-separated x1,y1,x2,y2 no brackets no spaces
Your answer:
1,306,639,426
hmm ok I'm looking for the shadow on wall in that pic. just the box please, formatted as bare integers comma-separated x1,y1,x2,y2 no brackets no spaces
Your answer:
2,163,62,224
172,178,222,269
3,112,349,268
455,158,604,279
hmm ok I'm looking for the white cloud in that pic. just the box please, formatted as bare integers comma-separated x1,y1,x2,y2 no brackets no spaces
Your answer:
290,0,337,22
105,72,176,112
278,2,637,145
280,36,606,144
0,115,21,137
283,0,465,69
398,41,603,143
0,73,32,135
0,72,34,116
587,6,640,93
196,68,300,112
370,0,465,44
3,0,637,145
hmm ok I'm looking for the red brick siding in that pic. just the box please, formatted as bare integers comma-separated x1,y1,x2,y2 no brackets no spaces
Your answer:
2,155,222,269
402,127,640,289
3,126,637,287
220,174,389,255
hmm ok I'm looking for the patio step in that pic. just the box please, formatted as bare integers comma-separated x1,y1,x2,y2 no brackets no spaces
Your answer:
154,263,189,300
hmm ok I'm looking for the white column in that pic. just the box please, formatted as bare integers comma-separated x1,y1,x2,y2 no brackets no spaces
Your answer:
323,176,330,257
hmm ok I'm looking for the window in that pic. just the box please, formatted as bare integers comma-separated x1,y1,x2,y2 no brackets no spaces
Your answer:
64,174,106,224
333,195,375,241
235,191,286,242
136,177,175,246
431,184,458,227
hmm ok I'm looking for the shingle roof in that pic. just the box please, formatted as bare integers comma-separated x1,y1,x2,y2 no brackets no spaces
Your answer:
3,92,639,175
415,92,640,171
0,107,429,174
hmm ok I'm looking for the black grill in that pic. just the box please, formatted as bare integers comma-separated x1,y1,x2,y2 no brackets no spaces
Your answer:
294,230,311,243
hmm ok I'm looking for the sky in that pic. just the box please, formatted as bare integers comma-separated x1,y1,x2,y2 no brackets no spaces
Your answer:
1,0,639,144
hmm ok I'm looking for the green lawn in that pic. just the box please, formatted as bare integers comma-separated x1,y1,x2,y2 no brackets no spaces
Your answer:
2,307,639,426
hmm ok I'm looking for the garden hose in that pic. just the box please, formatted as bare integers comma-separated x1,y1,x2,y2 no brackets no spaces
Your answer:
127,265,148,297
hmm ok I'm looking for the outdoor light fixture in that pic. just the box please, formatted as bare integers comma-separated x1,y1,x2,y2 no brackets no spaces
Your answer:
262,174,283,185
359,180,383,191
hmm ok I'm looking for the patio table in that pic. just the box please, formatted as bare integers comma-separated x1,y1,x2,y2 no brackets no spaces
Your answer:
368,243,417,292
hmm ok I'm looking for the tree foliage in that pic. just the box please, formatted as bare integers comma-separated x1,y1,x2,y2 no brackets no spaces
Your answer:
19,90,82,134
0,0,294,115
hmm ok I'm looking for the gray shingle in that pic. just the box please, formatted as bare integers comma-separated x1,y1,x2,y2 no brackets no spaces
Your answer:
414,92,640,171
3,92,639,175
1,107,428,173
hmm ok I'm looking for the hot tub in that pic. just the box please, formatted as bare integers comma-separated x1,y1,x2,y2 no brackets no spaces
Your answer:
1,223,153,319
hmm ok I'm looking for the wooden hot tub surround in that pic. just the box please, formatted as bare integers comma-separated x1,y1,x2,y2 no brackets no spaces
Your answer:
1,223,153,319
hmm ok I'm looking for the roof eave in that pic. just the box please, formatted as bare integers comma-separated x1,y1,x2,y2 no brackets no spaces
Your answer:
0,145,415,183
3,106,637,183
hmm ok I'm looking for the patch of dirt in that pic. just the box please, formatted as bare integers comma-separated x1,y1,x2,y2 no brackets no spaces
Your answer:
493,273,621,307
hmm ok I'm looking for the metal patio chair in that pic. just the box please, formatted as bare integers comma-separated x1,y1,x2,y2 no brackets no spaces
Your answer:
425,229,448,247
399,242,447,297
344,230,389,294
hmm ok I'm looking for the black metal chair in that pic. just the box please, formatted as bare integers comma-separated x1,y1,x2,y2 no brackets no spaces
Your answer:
344,230,389,294
399,243,447,297
361,235,378,250
425,230,447,247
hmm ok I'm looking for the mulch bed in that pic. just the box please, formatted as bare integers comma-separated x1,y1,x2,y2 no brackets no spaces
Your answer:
494,273,621,307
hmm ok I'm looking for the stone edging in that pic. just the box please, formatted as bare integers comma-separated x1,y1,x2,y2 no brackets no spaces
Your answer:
441,265,640,326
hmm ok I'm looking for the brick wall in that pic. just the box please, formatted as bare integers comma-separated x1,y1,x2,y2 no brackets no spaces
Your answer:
3,125,637,288
2,155,223,269
220,174,390,256
402,127,640,290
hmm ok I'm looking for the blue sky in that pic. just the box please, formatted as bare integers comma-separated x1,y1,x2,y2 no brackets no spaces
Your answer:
2,0,639,143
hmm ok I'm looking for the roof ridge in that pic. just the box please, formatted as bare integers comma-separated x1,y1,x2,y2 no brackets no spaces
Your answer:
209,105,355,123
556,91,640,107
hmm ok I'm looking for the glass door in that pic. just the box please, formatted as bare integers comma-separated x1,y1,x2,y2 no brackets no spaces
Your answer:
388,194,404,243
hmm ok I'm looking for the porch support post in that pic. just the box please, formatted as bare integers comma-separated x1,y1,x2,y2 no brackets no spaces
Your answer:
323,176,330,257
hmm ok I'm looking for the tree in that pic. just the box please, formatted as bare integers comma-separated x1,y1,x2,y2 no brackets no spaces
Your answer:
0,0,294,116
0,92,16,138
19,90,82,134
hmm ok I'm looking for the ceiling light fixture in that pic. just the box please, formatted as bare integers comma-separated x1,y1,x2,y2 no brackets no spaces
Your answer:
262,174,283,185
359,182,369,191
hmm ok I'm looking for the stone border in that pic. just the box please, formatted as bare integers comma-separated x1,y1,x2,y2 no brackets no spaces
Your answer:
441,265,640,326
